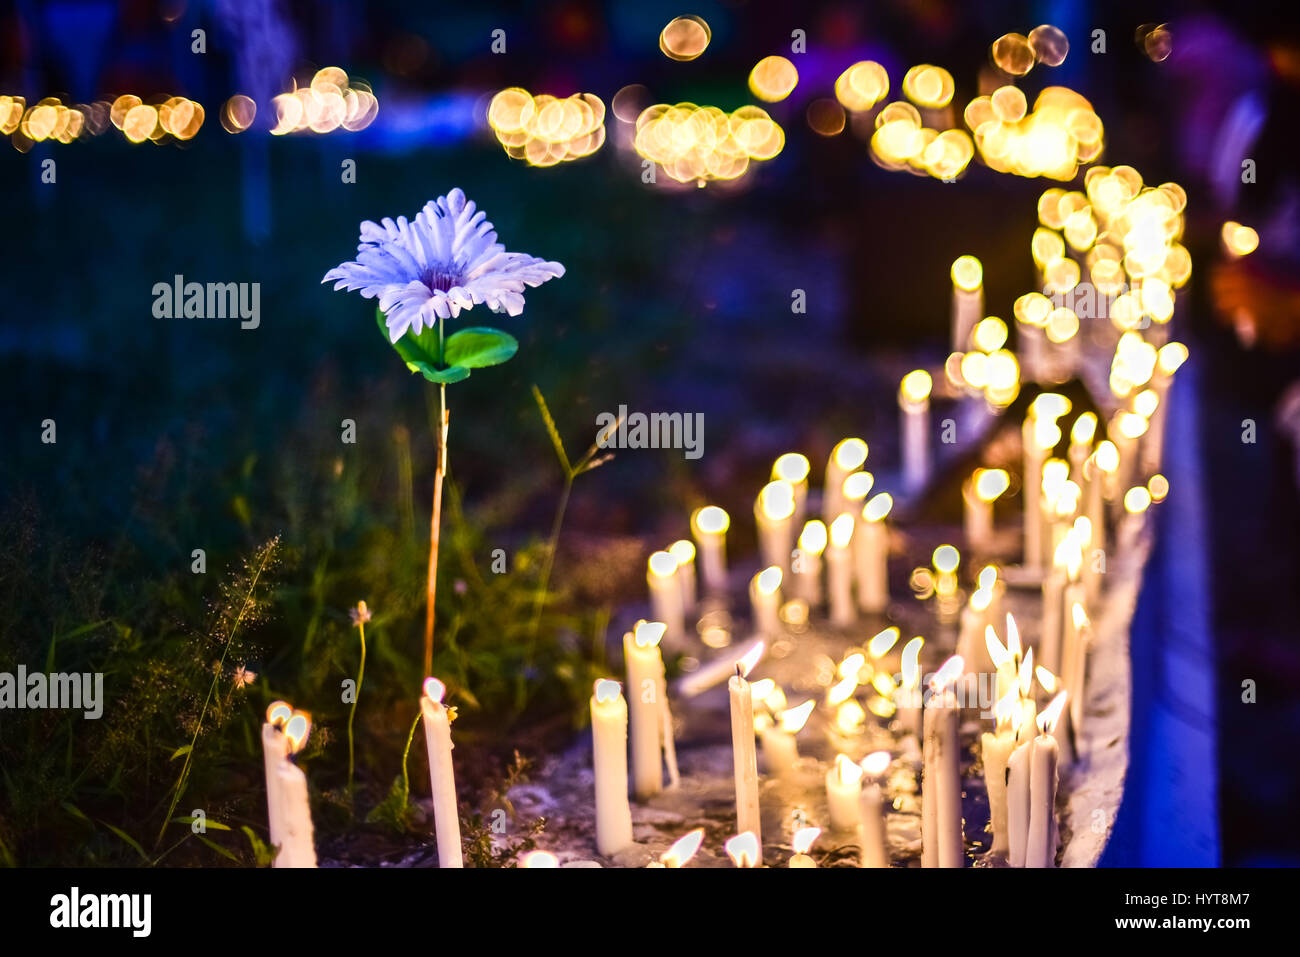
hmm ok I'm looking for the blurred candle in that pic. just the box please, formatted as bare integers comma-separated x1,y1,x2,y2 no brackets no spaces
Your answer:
1026,694,1066,868
1145,343,1188,473
793,519,827,607
826,753,864,832
728,647,764,847
857,493,893,613
773,452,811,532
964,468,1009,552
276,713,317,868
1023,413,1060,571
1007,737,1033,867
690,505,730,594
1065,603,1091,736
647,550,685,644
950,255,984,353
760,699,813,776
1068,412,1097,486
858,750,892,868
667,539,697,615
1111,410,1149,509
824,438,868,523
624,621,667,799
261,701,291,862
956,586,994,675
1040,539,1068,676
922,656,965,868
980,690,1020,859
749,566,783,637
756,480,797,576
896,636,924,738
826,514,856,626
899,370,933,494
789,826,820,867
421,678,464,868
590,679,634,856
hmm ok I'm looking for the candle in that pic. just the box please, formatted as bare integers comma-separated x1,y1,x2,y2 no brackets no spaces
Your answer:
521,850,560,867
1144,343,1188,473
986,616,1018,702
756,480,797,576
656,828,704,868
826,753,865,832
896,635,924,738
1025,693,1067,868
728,645,764,847
690,505,730,594
1022,413,1059,571
275,710,317,868
749,566,783,637
950,254,983,353
421,677,464,868
590,678,634,856
922,655,965,868
1040,458,1071,569
823,438,868,522
826,514,856,625
1065,603,1091,737
792,519,827,608
1006,738,1033,867
980,689,1020,859
725,831,761,868
842,469,875,526
1014,291,1051,383
1015,647,1038,743
899,370,933,494
1035,665,1074,765
646,550,686,645
963,468,1009,553
857,493,893,613
773,452,811,532
1111,410,1149,509
956,587,994,677
858,750,891,868
789,826,820,867
1068,412,1097,485
667,539,697,615
262,701,292,860
624,621,668,799
931,544,961,621
760,699,813,776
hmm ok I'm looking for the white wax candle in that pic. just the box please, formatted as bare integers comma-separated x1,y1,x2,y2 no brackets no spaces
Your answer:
261,718,289,858
1111,411,1148,510
421,678,464,868
899,370,932,495
951,255,983,353
760,699,812,776
275,760,317,868
823,438,868,524
793,519,827,608
1025,695,1066,868
756,480,797,576
980,702,1017,859
856,493,892,613
826,754,864,832
773,453,811,536
826,514,856,625
896,635,924,739
646,551,686,645
667,539,697,615
1007,738,1033,867
624,622,667,799
858,750,891,868
690,506,730,594
1065,604,1091,737
749,566,783,637
590,679,634,856
923,684,964,868
728,672,762,847
956,589,993,676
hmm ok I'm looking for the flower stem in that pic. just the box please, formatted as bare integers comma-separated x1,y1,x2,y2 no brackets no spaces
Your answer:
519,474,573,710
425,322,448,679
347,619,367,806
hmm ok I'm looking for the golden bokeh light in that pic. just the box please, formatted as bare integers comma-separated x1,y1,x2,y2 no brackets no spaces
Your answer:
660,16,711,61
488,87,605,166
749,55,799,103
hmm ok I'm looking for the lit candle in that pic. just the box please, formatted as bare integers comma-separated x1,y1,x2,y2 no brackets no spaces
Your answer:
826,514,856,626
756,480,797,576
956,587,994,677
1111,410,1149,509
963,468,1009,553
792,519,827,608
261,701,292,860
899,370,933,494
1064,603,1091,737
728,644,765,847
521,850,559,867
826,753,865,832
654,828,704,868
1014,291,1051,383
590,678,634,856
773,452,811,532
922,655,965,868
950,255,984,353
858,750,891,868
646,550,685,645
624,621,667,799
760,699,813,776
1040,539,1068,676
1025,693,1067,868
275,709,317,868
789,826,820,867
749,566,783,637
1006,738,1032,867
896,636,924,738
980,689,1020,859
725,831,760,868
1068,412,1097,486
690,505,730,594
1023,400,1065,571
823,438,868,523
1040,458,1072,570
421,677,464,868
667,539,697,615
857,493,893,613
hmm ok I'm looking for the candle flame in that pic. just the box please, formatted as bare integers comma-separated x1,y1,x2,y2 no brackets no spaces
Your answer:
932,544,960,574
1148,474,1169,502
1071,602,1089,630
593,678,622,704
1031,392,1072,421
634,620,667,649
842,470,875,501
951,254,983,291
832,438,869,472
668,539,696,565
829,513,855,548
1116,410,1149,440
1070,412,1097,446
1006,614,1022,658
1036,665,1059,694
868,626,901,658
725,831,760,867
798,520,828,555
1093,440,1119,473
1133,388,1159,419
1073,515,1092,545
835,752,864,786
663,828,705,867
835,699,866,734
772,452,810,484
973,317,1008,352
994,688,1019,729
1032,416,1063,451
861,750,892,777
758,480,796,521
521,850,559,868
977,564,999,590
970,587,993,612
648,550,679,578
791,826,820,855
763,686,787,713
749,678,777,701
692,505,730,535
1042,458,1070,496
1039,690,1068,734
1124,486,1152,514
1156,341,1188,376
1221,220,1259,257
284,711,311,753
863,493,893,522
872,672,897,697
754,565,782,596
900,636,924,687
930,654,964,692
900,369,933,404
838,652,866,680
423,676,447,704
985,625,1011,668
736,641,765,678
266,700,292,727
1018,648,1034,699
974,468,1010,501
779,699,815,733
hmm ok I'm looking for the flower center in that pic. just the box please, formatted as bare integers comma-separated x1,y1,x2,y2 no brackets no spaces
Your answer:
423,265,462,292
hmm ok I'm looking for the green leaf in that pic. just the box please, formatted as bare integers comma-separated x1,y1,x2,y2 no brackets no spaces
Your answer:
196,834,240,862
169,745,192,761
445,327,518,369
375,308,477,384
61,802,91,825
532,385,572,477
99,821,149,863
171,815,231,831
417,364,472,384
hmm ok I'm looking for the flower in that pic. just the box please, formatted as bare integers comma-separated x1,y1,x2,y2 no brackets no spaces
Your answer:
231,665,257,690
349,601,372,626
323,188,565,343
